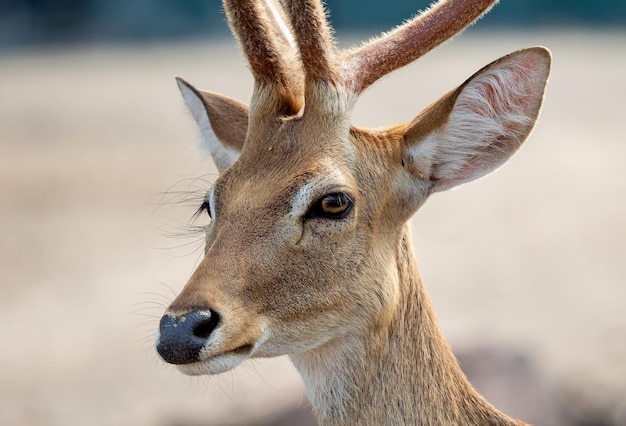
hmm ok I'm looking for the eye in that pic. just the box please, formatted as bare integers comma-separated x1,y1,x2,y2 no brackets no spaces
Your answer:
306,192,354,219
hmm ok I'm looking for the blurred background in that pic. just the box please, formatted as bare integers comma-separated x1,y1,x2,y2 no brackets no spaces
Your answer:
1,0,626,48
1,1,625,425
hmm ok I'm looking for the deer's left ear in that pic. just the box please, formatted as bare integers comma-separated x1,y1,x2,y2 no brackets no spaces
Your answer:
176,78,248,174
403,47,551,192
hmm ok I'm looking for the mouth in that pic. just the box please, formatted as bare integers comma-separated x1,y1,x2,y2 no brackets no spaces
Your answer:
175,344,255,376
155,308,268,375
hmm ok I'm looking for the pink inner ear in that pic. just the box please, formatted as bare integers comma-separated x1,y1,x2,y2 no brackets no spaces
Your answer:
485,55,541,118
429,50,547,192
474,57,540,122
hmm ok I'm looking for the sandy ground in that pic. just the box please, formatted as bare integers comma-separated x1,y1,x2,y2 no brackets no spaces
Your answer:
1,31,625,425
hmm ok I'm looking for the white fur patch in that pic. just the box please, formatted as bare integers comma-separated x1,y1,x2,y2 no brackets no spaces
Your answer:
177,80,240,173
177,352,247,376
208,185,216,217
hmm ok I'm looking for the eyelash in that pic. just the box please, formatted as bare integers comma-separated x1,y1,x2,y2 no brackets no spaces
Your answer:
195,201,212,219
194,192,354,221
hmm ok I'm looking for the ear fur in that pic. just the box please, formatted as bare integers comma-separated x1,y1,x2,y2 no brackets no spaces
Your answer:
176,77,248,173
403,47,551,192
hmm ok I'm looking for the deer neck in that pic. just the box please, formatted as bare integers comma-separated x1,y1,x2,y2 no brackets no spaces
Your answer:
290,226,523,426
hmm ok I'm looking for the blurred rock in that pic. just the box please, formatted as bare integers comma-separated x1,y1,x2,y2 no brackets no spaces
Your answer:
258,405,317,426
456,345,567,425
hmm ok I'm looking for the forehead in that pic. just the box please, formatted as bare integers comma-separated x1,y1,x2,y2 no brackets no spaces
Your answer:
216,156,352,208
214,114,356,202
214,145,356,215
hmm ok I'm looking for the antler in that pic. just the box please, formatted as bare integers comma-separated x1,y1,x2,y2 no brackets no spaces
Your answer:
283,0,339,85
341,0,499,93
223,0,303,114
224,0,498,114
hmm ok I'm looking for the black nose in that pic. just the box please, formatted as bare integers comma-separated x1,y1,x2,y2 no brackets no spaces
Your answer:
156,309,220,365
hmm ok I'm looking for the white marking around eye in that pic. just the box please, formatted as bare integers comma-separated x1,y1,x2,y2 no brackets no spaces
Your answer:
208,185,216,217
289,164,350,219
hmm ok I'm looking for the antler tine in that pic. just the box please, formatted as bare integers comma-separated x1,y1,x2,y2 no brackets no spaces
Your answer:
260,0,296,51
342,0,499,94
223,0,302,113
282,0,339,86
260,0,304,100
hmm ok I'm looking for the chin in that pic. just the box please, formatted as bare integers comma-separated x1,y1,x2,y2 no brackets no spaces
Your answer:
176,352,249,376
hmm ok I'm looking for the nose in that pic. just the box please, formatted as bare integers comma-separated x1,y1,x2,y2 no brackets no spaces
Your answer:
156,309,220,364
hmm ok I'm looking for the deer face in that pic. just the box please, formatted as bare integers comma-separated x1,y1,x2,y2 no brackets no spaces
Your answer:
157,91,408,374
155,0,550,377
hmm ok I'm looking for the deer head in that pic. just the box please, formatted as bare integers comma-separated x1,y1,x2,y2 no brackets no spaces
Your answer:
155,1,550,421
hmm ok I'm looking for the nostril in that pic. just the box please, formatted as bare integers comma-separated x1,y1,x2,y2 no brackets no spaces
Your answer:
192,310,220,339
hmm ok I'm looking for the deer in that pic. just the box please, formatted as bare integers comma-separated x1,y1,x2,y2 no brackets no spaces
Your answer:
155,0,551,424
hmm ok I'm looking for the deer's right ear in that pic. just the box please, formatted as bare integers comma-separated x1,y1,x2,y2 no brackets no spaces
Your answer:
176,77,248,174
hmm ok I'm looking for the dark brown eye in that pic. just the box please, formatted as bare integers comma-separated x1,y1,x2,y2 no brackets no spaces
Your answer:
306,192,354,219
